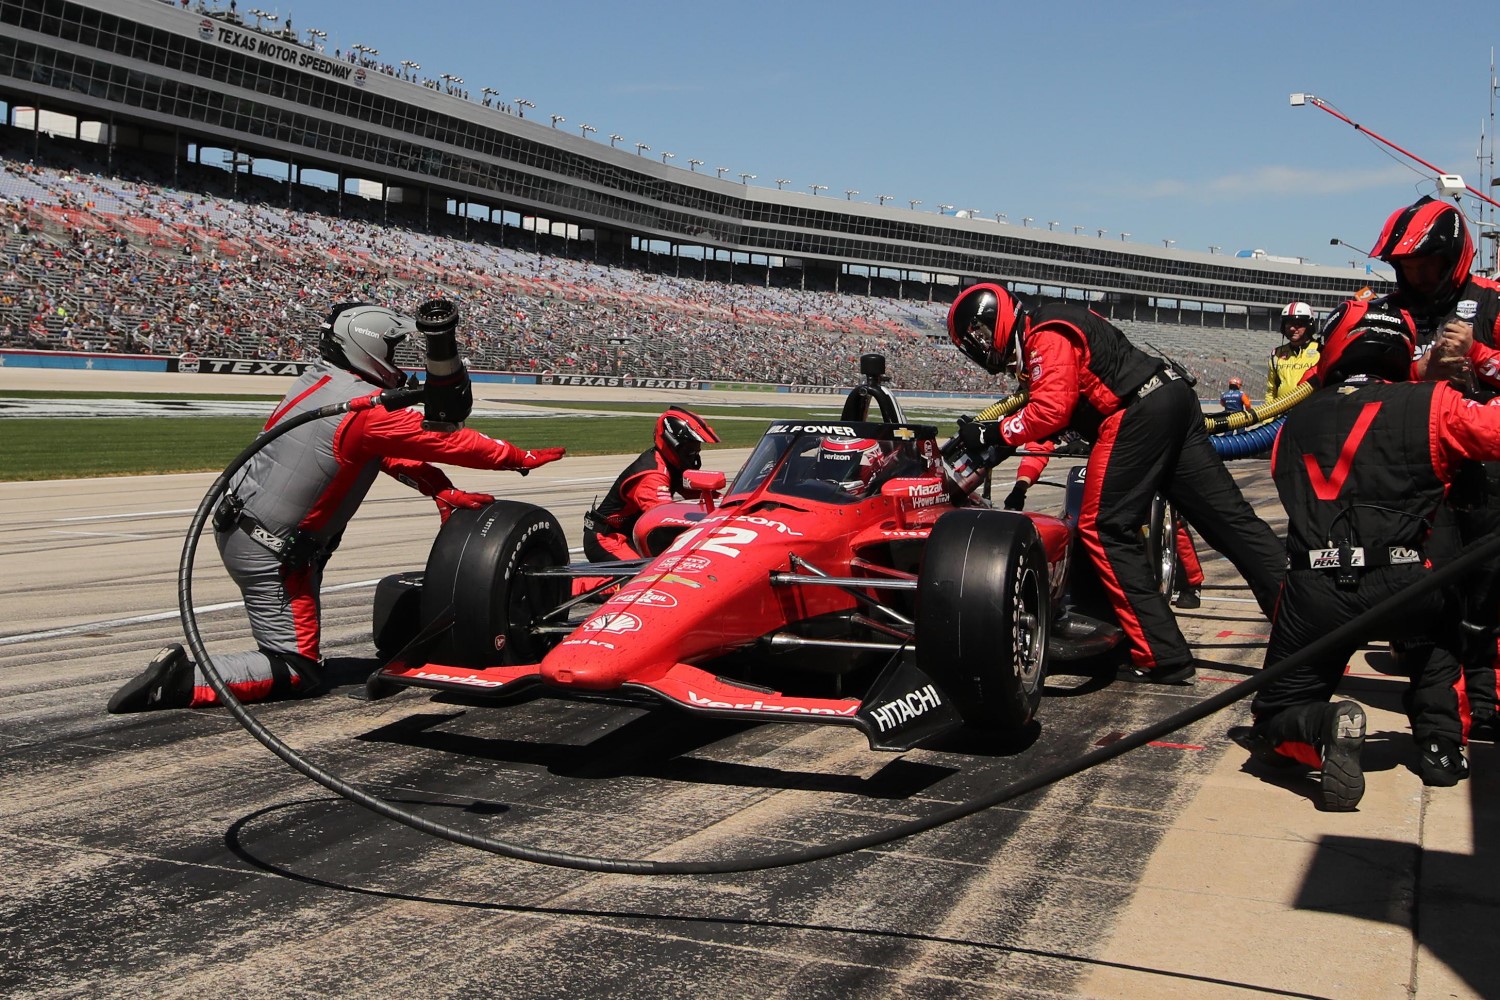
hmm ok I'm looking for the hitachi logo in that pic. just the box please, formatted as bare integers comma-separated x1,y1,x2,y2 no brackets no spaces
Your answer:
867,684,943,732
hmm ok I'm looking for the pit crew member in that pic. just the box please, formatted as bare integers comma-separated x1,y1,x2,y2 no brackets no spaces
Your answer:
108,302,565,713
1231,299,1485,808
583,407,720,561
947,283,1285,684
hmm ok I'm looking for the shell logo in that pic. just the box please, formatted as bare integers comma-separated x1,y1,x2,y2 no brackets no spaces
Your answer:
581,611,643,634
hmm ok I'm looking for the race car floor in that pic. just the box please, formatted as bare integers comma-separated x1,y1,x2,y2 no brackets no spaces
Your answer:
2,448,1496,998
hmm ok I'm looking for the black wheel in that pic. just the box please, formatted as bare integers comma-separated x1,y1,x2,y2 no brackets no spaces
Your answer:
916,509,1050,730
419,500,569,667
1145,495,1179,597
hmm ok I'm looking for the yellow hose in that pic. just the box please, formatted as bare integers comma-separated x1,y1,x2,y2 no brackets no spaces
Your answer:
1204,380,1313,434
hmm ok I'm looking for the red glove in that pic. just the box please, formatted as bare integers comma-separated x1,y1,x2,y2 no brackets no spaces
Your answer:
433,488,494,524
509,446,566,475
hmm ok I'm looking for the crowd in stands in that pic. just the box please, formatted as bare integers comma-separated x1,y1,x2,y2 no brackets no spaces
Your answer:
0,133,1279,397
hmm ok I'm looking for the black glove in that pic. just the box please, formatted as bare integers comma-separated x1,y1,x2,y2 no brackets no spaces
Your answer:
957,416,1001,452
1003,481,1030,511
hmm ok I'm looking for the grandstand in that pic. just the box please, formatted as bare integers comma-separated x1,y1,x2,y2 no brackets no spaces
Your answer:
0,0,1357,393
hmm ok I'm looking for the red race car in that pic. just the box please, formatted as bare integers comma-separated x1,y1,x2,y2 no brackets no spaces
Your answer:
370,357,1177,750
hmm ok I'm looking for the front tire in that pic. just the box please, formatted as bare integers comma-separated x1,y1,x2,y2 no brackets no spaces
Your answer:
916,509,1050,730
420,500,569,666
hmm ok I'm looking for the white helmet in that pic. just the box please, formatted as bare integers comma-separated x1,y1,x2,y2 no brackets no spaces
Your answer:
319,302,415,387
1280,301,1315,335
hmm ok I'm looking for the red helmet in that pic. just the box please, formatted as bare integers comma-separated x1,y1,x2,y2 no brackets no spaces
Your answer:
1369,196,1475,309
947,283,1024,375
1314,299,1416,386
654,406,719,470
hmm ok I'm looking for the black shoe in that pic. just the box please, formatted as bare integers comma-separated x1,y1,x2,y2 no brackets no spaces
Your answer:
108,644,194,714
1228,725,1301,769
1470,714,1498,743
1319,701,1365,811
1174,588,1201,610
1417,736,1470,786
1117,661,1196,685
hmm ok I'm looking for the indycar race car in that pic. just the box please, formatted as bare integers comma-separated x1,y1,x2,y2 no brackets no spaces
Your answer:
370,357,1178,751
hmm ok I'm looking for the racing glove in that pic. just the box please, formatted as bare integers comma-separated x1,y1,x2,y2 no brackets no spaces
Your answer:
433,488,494,523
957,416,1001,452
503,445,566,476
1003,480,1030,511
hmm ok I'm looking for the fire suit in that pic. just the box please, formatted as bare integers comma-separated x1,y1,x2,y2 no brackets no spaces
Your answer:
1396,274,1500,735
1252,374,1500,758
583,448,707,561
198,363,557,705
1265,340,1320,404
1012,443,1204,591
994,302,1284,672
1219,388,1251,413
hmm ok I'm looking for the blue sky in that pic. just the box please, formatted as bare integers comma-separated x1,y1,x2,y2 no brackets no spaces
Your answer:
263,0,1500,273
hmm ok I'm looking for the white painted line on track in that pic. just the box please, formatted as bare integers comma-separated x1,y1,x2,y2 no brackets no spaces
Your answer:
0,578,383,645
55,509,196,522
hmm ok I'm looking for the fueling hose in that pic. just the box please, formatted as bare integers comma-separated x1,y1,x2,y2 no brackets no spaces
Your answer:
1204,381,1312,435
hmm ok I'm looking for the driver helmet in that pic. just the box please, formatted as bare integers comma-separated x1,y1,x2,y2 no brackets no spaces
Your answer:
1279,301,1315,340
1228,376,1243,389
655,406,720,471
1314,299,1416,386
817,436,882,491
947,282,1027,375
1370,195,1475,313
319,302,416,388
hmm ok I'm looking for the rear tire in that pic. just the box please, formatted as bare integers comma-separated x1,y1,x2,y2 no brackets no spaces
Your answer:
917,509,1050,730
1145,495,1179,598
420,500,569,666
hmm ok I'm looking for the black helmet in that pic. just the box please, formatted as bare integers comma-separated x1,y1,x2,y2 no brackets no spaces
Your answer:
1314,299,1416,386
1369,196,1475,312
947,283,1024,375
319,302,415,387
654,406,720,470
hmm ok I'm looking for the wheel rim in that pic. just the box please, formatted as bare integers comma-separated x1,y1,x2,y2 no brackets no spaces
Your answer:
1013,563,1046,692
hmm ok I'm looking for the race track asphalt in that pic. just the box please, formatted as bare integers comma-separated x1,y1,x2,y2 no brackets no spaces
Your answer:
1,371,1494,1000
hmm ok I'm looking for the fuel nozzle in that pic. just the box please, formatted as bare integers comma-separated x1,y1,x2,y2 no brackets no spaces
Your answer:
415,298,472,432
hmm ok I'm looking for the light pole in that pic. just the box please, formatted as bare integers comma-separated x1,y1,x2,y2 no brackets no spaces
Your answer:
716,166,729,179
938,203,954,214
688,159,703,172
908,199,922,210
845,189,860,201
1072,225,1084,235
351,43,378,63
1208,245,1220,254
441,73,463,93
550,114,565,128
774,178,790,190
1163,238,1176,248
1047,220,1059,231
306,28,327,50
579,123,596,140
740,173,757,185
810,184,827,196
608,133,623,147
877,194,893,206
248,8,276,30
661,151,675,165
996,212,1008,223
400,60,420,79
515,98,535,118
634,142,650,156
1119,232,1130,241
1096,228,1107,238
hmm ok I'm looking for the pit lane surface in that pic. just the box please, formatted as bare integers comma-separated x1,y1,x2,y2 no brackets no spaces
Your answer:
2,383,1494,999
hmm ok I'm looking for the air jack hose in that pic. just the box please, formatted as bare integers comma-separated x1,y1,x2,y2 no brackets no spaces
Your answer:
180,398,1500,875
